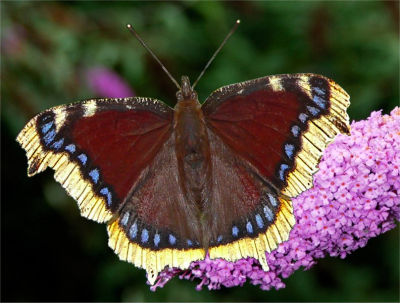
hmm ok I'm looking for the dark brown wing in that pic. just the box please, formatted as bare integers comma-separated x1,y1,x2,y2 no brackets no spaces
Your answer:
17,97,205,284
202,74,350,268
203,129,295,271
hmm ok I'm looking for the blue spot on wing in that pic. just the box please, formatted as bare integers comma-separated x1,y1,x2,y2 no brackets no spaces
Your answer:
154,234,160,247
169,234,176,245
141,229,149,243
100,187,112,205
312,87,327,109
41,121,53,134
65,144,76,153
246,221,253,234
313,95,326,109
187,239,193,247
217,235,223,243
232,226,239,237
43,129,56,146
313,86,325,96
291,125,301,137
255,214,264,228
299,113,308,123
285,143,295,159
121,212,129,226
78,154,87,165
129,223,137,239
51,138,64,150
264,206,274,221
89,169,100,184
279,164,289,181
307,106,320,116
267,193,278,207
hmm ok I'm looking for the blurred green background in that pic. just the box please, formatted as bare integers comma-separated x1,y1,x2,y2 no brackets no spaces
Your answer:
2,1,399,302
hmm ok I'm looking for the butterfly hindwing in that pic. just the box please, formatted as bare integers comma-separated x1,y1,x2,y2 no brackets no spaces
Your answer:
203,129,295,270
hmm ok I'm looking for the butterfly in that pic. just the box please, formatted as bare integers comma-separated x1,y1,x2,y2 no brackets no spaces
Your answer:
16,22,350,285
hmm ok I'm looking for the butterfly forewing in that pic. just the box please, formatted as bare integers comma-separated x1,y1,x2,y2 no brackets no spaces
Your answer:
17,97,174,222
203,74,350,197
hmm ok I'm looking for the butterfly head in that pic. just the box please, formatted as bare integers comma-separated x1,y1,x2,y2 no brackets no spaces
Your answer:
177,76,198,103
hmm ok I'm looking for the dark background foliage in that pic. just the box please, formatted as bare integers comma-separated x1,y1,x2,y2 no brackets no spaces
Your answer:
2,1,399,302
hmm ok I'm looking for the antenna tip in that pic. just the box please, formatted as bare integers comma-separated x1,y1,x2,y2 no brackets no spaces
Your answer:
236,20,241,24
126,24,132,29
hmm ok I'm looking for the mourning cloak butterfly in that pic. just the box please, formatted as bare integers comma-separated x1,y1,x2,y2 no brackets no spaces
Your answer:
16,22,350,285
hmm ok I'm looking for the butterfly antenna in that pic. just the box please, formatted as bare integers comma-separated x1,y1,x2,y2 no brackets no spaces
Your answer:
192,20,240,90
126,24,181,90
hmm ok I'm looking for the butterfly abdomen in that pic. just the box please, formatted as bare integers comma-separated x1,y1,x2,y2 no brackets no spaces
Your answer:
174,98,212,207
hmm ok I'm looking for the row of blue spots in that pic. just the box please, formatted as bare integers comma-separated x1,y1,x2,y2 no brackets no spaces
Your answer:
100,187,112,206
230,209,276,238
307,106,320,116
148,231,178,246
89,169,100,184
285,143,295,159
299,113,309,124
39,122,111,210
63,142,110,208
279,164,289,181
267,193,278,207
264,205,274,221
312,86,327,109
65,145,101,188
127,220,194,247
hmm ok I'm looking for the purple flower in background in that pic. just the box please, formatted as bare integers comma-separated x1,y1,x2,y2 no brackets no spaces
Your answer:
150,107,400,291
2,25,26,56
85,67,135,98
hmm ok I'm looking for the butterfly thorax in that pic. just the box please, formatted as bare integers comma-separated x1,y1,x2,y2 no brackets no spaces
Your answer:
174,76,212,211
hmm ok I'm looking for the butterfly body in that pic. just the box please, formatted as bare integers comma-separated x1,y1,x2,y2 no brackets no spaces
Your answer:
17,73,350,285
174,77,211,210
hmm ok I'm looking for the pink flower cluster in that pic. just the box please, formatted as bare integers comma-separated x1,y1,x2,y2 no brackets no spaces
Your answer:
150,107,400,291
